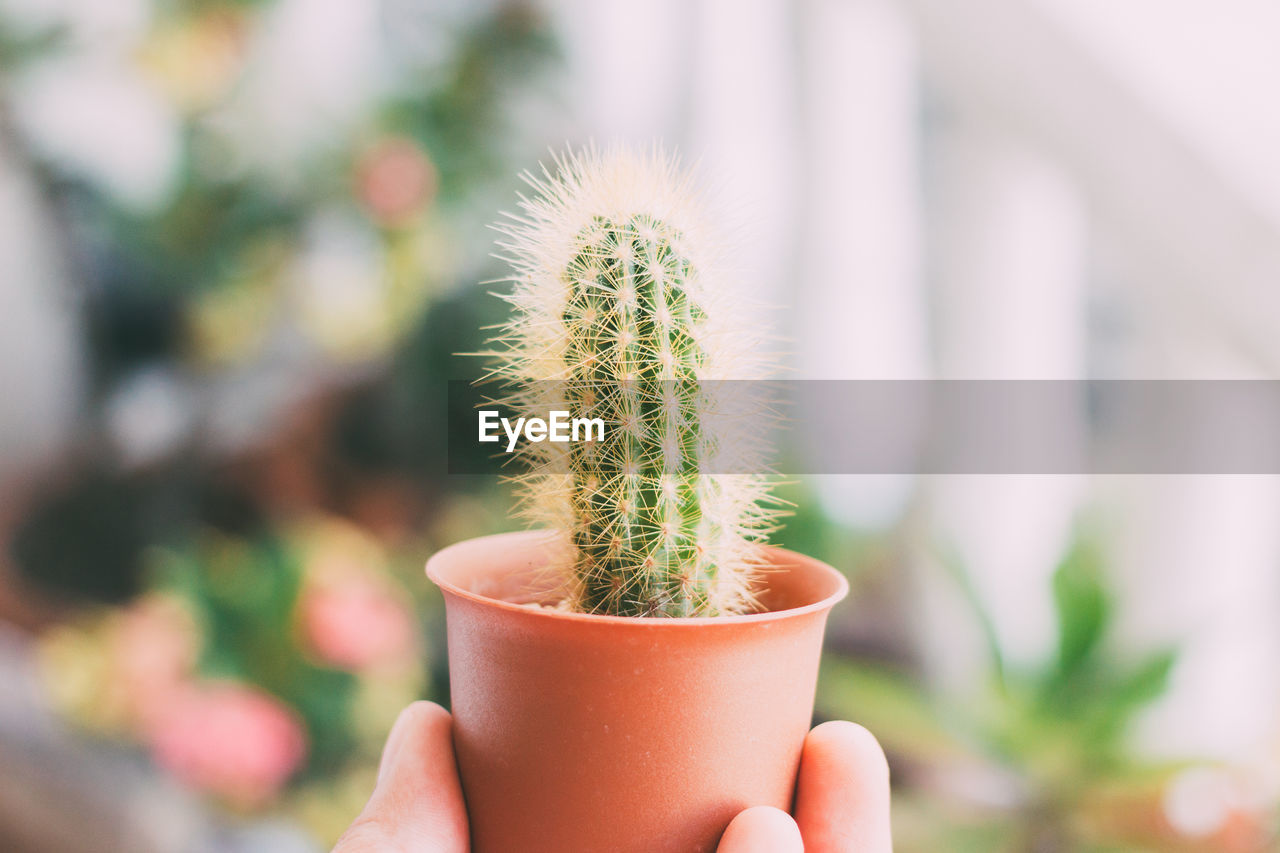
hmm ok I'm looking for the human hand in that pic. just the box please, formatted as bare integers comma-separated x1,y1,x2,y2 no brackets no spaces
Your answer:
334,701,892,852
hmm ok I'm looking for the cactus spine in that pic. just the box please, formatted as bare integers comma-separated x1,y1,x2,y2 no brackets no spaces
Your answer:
488,146,775,617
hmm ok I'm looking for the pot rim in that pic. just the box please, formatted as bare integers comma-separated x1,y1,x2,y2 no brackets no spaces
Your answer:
426,529,849,627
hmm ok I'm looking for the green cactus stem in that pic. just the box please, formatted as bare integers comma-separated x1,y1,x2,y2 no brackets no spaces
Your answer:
560,213,716,616
486,146,776,617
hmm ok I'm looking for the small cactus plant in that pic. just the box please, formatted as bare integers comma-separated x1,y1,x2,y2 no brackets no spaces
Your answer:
486,146,776,617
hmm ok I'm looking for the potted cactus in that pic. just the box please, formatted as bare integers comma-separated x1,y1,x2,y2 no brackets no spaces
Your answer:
426,147,848,852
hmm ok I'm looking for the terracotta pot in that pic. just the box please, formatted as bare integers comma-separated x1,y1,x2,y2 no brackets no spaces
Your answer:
426,529,849,853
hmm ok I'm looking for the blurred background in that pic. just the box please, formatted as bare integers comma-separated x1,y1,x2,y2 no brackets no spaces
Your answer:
1,0,1278,850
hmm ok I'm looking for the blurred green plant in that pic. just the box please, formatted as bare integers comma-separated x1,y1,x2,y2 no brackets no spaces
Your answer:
1,0,555,386
817,535,1278,853
1,0,557,610
38,516,425,845
0,19,61,72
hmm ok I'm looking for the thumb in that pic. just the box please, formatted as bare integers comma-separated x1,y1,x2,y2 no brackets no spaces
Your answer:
334,702,469,852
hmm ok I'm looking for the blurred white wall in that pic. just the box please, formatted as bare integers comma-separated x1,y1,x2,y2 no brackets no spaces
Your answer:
926,119,1087,676
1043,0,1280,228
792,0,927,529
0,140,83,493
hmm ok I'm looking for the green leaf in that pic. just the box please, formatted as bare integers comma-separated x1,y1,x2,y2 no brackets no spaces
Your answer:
935,543,1007,692
1089,649,1178,746
1114,649,1176,710
1052,538,1111,679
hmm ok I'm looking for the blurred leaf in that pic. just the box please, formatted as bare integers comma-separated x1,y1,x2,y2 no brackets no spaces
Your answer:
936,543,1007,690
1087,649,1177,749
1052,537,1111,679
817,656,967,762
0,20,65,70
1113,649,1176,710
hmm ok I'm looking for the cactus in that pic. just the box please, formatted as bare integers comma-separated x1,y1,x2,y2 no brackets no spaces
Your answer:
486,146,776,617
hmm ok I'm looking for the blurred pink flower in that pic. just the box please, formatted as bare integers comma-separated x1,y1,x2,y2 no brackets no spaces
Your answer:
147,682,307,808
299,568,416,671
354,136,437,226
